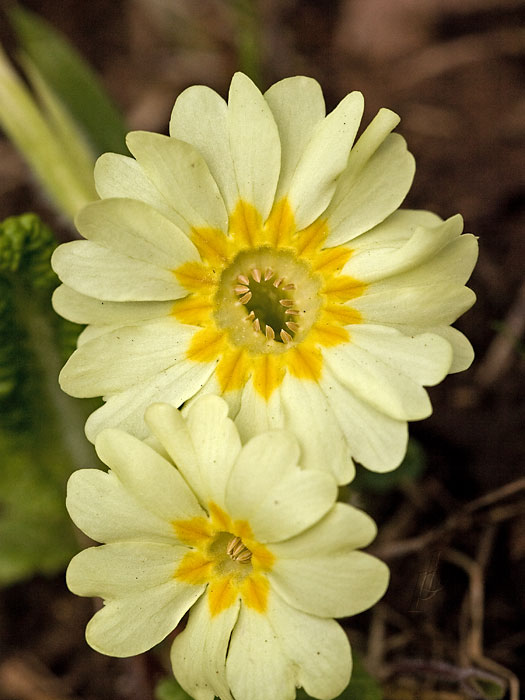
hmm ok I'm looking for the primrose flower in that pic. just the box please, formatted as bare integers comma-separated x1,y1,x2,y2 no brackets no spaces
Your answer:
66,395,388,700
52,73,478,482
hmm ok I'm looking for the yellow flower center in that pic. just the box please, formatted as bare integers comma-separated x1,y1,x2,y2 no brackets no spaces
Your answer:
173,503,274,616
172,197,366,400
213,247,322,353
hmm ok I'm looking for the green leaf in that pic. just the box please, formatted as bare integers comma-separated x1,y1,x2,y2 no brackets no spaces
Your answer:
0,213,92,585
296,654,383,700
467,676,506,700
351,438,426,494
8,4,128,155
155,677,194,700
0,431,77,585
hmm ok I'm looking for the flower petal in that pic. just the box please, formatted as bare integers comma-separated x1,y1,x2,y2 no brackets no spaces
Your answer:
94,152,186,230
85,581,204,657
52,284,173,325
320,368,408,472
170,85,238,213
226,604,296,700
185,395,242,508
84,359,217,442
350,208,443,249
270,530,388,619
76,198,199,268
427,325,474,373
66,541,187,598
264,76,325,202
343,214,464,283
365,233,478,291
227,72,281,221
144,402,200,490
171,593,240,700
94,428,204,522
353,282,476,327
325,133,415,247
279,373,355,484
59,318,197,397
287,91,364,230
275,502,378,553
324,329,452,421
233,379,284,441
267,592,352,700
126,131,228,232
66,468,175,544
51,240,187,302
226,431,337,542
344,325,453,385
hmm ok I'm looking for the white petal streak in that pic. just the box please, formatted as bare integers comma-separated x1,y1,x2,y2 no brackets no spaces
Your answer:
94,153,187,230
66,469,175,544
95,429,204,522
170,85,238,214
325,133,415,247
264,76,325,201
59,319,197,398
228,72,281,221
85,359,217,442
52,284,173,326
51,240,186,302
172,594,240,700
287,91,364,230
85,580,204,657
270,549,389,618
76,198,199,269
267,592,352,700
66,541,187,598
126,131,228,232
320,368,408,473
226,431,337,543
226,604,296,700
280,373,354,484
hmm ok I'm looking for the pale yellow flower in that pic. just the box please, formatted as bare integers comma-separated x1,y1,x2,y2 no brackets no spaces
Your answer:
66,396,389,700
52,73,477,482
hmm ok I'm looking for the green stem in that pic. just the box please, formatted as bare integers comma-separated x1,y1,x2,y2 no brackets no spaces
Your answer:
231,0,262,86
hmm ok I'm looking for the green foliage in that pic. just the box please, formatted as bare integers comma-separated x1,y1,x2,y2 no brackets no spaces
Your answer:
351,438,426,493
467,675,506,700
8,4,128,155
0,213,84,585
155,677,194,700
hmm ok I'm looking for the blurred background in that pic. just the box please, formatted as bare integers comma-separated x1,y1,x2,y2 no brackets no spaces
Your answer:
0,1,524,699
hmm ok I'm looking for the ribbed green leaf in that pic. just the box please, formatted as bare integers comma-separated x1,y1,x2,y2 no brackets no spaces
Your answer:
8,4,128,155
0,213,90,585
